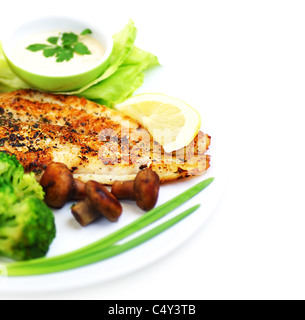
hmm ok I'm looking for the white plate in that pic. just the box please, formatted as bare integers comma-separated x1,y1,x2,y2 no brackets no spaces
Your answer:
0,134,224,293
0,13,226,293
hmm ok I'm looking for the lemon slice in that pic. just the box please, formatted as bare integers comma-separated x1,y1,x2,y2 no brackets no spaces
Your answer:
115,93,201,153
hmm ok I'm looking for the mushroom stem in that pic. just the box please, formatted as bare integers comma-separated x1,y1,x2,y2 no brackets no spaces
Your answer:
71,199,101,227
111,181,136,200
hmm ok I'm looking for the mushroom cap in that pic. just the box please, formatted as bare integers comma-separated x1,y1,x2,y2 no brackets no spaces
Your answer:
86,181,123,222
71,179,86,201
40,162,74,209
134,169,160,211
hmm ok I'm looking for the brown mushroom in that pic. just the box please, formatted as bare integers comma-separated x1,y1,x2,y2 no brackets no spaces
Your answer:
111,169,160,211
71,181,123,226
40,162,74,209
111,181,136,200
134,170,160,211
86,181,123,222
40,163,86,208
71,179,86,200
71,199,100,227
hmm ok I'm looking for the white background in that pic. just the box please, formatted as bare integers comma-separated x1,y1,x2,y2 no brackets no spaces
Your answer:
1,0,305,300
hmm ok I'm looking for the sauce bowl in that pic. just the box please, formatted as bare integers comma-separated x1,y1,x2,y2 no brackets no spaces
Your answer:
2,16,113,92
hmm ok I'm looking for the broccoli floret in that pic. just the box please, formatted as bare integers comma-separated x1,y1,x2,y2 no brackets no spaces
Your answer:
0,152,44,200
0,152,24,186
0,152,56,261
16,172,45,200
0,187,56,261
0,183,18,212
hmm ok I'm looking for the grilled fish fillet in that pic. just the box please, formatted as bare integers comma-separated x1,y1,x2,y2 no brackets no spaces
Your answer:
0,90,211,184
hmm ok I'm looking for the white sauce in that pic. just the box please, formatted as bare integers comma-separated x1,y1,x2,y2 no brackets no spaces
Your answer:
12,30,105,76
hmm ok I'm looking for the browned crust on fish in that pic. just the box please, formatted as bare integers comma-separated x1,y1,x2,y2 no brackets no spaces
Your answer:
0,90,211,184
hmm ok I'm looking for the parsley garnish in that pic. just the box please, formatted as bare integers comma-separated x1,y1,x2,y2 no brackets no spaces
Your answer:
26,29,93,63
81,29,93,36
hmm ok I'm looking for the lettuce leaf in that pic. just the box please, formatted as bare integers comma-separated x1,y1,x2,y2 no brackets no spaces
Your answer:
81,46,159,107
0,43,29,92
59,20,138,95
0,20,159,107
64,20,160,106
